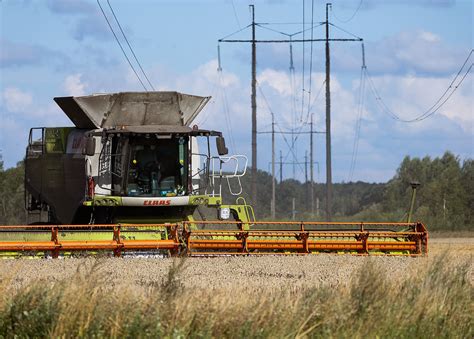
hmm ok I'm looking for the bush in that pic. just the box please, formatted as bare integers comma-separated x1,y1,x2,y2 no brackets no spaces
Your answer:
0,256,471,338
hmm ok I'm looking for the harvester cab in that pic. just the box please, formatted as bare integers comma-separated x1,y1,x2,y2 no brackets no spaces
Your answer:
24,92,250,225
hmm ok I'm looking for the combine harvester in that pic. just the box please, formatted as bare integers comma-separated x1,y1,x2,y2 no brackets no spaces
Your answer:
0,92,428,257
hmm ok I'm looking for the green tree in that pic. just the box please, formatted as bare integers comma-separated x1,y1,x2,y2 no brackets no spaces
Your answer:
461,159,474,226
0,161,26,225
383,152,471,230
0,151,471,230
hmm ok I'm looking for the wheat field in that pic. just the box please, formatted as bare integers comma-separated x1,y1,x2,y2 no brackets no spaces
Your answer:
0,237,472,338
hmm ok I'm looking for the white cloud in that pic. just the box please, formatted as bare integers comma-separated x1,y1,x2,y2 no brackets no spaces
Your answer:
72,14,111,42
365,30,468,75
1,86,70,125
181,61,247,147
258,69,293,96
63,73,88,96
0,38,68,69
419,31,440,43
260,29,467,77
194,60,239,89
256,69,361,138
2,87,32,112
46,0,94,15
366,73,473,132
5,57,465,180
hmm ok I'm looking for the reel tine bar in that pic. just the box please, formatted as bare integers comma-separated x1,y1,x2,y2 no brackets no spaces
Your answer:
0,221,428,257
0,224,180,257
183,221,428,256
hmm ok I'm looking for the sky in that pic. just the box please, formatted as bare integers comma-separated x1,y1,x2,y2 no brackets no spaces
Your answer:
0,0,473,183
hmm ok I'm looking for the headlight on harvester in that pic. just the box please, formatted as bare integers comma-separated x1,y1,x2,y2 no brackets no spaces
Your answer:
218,207,230,220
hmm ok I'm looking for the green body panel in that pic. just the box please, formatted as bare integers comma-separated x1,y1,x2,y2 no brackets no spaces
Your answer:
219,197,256,230
44,127,74,154
0,228,169,258
114,217,184,224
85,196,123,207
0,229,168,242
86,195,218,207
83,195,226,224
188,196,222,206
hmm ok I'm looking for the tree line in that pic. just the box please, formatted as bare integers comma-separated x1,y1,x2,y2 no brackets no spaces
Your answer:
227,151,473,230
1,151,472,230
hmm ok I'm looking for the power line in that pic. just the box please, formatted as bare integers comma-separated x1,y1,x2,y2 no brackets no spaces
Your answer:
289,37,297,151
256,23,292,37
258,24,295,37
258,130,324,134
365,49,473,123
348,43,367,181
231,0,241,28
280,79,326,167
301,0,306,123
285,37,297,166
328,22,363,40
307,79,326,114
218,24,252,41
97,0,148,91
296,0,317,176
258,22,322,25
106,0,155,91
275,122,306,176
331,0,364,23
348,61,367,181
256,82,306,176
221,38,361,43
193,80,219,126
306,0,316,123
218,70,237,153
291,79,326,146
256,22,325,37
289,22,325,37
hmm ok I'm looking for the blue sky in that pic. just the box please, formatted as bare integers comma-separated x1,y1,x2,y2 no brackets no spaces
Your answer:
1,0,472,183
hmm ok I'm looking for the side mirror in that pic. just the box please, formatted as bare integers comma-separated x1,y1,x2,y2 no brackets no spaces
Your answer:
216,136,228,156
83,137,96,156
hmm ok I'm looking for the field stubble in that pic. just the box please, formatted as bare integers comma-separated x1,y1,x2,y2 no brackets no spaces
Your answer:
0,237,472,338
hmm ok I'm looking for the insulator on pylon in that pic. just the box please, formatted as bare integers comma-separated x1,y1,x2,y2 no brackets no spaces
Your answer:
217,44,223,72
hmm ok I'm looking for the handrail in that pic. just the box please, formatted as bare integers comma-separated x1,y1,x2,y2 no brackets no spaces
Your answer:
192,153,248,197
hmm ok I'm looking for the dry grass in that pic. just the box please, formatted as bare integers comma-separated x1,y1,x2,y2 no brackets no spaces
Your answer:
429,231,474,239
0,252,472,338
